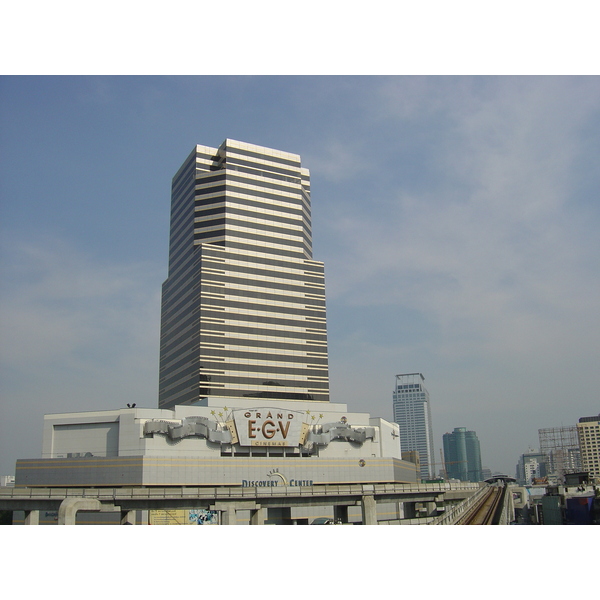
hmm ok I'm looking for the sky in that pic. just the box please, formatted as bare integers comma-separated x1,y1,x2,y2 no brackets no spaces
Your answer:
2,75,599,478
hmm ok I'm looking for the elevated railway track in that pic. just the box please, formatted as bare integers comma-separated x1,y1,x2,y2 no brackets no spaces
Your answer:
455,485,505,525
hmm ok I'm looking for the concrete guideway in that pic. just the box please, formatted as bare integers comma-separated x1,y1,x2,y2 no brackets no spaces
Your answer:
429,483,515,525
1,481,481,525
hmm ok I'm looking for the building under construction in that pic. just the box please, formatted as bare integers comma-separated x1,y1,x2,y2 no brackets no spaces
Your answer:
538,426,581,483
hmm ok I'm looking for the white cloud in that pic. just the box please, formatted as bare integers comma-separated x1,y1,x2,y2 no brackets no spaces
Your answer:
317,78,600,471
0,235,162,473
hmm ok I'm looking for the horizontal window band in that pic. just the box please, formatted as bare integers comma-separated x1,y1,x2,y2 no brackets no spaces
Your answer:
199,240,310,262
195,208,308,233
199,336,326,352
197,379,327,393
196,377,329,391
200,369,329,383
199,363,329,377
200,311,326,331
199,324,327,341
201,280,226,286
201,285,325,307
198,244,323,272
200,262,324,284
198,350,329,374
193,173,226,186
200,268,226,274
200,299,325,318
199,389,325,402
224,145,302,169
195,184,226,196
227,180,302,202
225,156,303,180
198,345,326,360
224,163,300,185
195,193,305,218
199,275,321,297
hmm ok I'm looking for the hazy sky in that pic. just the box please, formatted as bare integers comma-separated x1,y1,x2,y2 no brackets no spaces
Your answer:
1,75,599,477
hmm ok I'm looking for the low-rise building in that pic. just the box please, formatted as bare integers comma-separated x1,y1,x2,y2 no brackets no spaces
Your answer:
16,398,418,491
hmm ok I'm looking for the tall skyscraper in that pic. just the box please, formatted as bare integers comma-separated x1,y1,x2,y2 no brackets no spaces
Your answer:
442,427,483,483
393,373,435,480
577,414,600,481
159,140,329,409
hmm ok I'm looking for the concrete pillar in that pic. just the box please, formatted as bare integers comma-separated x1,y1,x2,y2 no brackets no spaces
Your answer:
425,501,437,517
58,498,103,525
221,505,237,525
403,502,417,519
24,510,39,525
361,495,377,525
250,506,265,525
121,510,136,525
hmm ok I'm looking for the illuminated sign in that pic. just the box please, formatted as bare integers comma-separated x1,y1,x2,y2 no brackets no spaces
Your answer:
233,408,305,447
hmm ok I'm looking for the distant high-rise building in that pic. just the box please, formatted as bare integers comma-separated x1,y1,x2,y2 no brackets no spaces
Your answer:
538,425,581,483
159,140,329,409
443,427,483,483
577,414,600,481
515,449,547,485
393,373,435,480
481,467,492,481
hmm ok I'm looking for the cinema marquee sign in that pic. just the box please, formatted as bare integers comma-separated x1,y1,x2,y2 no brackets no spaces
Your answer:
232,408,308,447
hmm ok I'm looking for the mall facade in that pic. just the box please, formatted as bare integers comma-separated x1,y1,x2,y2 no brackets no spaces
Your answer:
13,141,421,524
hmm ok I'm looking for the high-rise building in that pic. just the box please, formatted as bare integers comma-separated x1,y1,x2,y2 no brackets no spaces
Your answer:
159,140,329,409
577,414,600,481
393,373,435,480
442,427,483,483
538,425,581,483
515,449,547,485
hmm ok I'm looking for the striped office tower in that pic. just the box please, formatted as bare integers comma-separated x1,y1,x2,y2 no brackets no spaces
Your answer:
159,140,329,409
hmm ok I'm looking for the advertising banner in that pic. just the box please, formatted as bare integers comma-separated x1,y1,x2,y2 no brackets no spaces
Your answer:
233,408,305,447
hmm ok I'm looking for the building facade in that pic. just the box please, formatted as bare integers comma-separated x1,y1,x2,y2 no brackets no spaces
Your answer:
442,427,483,483
159,140,329,409
393,373,436,480
538,425,581,483
515,449,547,485
577,414,600,482
16,400,413,489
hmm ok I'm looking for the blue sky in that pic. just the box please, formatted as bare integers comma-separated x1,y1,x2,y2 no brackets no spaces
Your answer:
1,75,599,477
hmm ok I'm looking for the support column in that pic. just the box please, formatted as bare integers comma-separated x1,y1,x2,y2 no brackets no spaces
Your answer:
425,501,437,517
403,502,417,519
333,505,349,524
24,510,40,525
58,498,103,525
361,495,377,525
221,505,237,525
250,506,265,525
213,501,261,525
121,510,136,525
